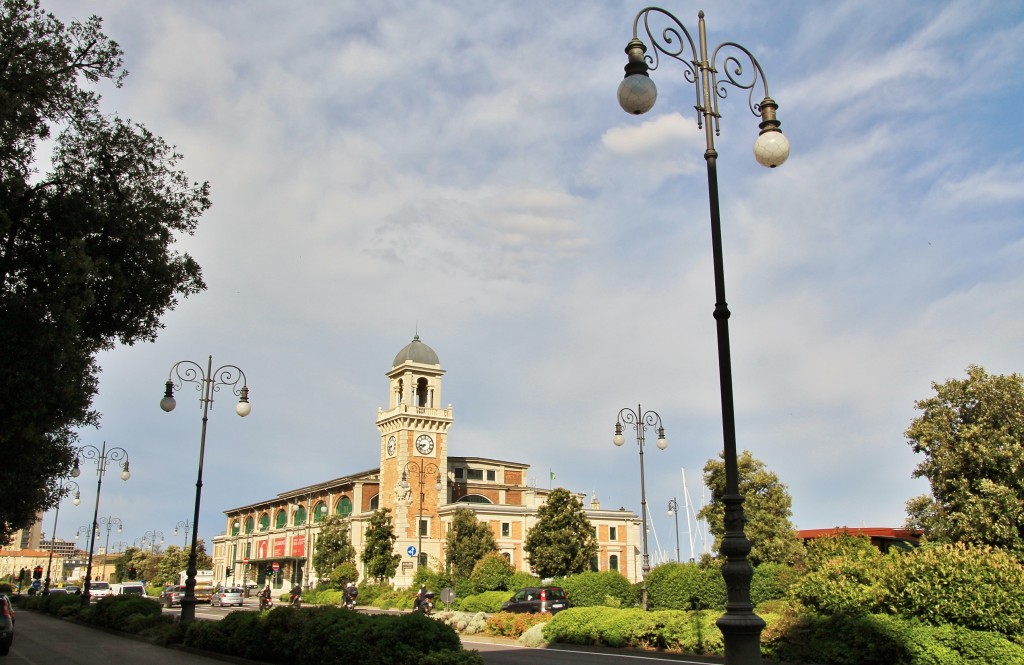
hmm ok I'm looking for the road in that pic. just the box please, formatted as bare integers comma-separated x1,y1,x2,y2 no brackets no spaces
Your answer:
9,603,726,664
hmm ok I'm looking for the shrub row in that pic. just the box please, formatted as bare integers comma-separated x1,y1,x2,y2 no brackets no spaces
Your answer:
184,605,482,665
542,606,724,653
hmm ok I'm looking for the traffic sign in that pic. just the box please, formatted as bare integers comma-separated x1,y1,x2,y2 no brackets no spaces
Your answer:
407,546,417,557
272,562,280,572
242,558,249,564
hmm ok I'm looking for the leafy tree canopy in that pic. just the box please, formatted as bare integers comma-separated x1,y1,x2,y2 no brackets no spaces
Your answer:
0,0,209,541
698,450,804,566
904,365,1024,554
523,487,598,579
312,516,356,579
444,507,497,581
361,509,401,583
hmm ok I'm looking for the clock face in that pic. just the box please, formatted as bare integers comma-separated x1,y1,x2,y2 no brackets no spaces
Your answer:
386,436,397,457
415,434,435,455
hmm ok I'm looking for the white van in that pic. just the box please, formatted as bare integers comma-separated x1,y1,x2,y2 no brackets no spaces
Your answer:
110,582,146,597
88,581,111,600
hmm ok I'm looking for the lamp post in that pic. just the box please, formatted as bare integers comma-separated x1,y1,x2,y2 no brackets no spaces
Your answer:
399,461,441,568
141,529,164,553
160,356,250,623
613,405,666,611
71,442,130,605
174,520,192,548
110,541,129,553
43,480,80,595
616,8,790,663
97,516,124,577
667,498,681,563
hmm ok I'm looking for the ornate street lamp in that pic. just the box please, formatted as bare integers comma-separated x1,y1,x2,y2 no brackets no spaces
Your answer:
667,497,681,563
160,356,250,623
141,529,164,553
399,462,442,568
43,480,80,595
71,442,130,605
616,8,790,662
174,520,193,547
613,405,667,611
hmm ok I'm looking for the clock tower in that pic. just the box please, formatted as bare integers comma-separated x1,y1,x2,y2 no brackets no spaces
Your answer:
376,334,452,579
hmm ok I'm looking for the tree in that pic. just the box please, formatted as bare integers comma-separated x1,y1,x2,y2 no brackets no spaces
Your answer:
312,516,356,579
153,541,212,586
904,365,1024,553
523,488,598,579
698,450,804,566
0,0,210,542
444,507,497,580
470,551,513,593
361,509,401,583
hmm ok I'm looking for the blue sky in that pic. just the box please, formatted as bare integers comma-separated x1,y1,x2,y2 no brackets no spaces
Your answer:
40,1,1024,563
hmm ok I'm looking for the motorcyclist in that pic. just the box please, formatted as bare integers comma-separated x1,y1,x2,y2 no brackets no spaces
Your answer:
343,582,358,609
259,584,272,610
289,583,302,607
413,584,427,611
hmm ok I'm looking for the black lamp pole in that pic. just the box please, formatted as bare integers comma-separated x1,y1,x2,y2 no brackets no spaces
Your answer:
160,356,250,623
613,405,667,611
71,442,130,606
667,497,681,563
616,8,790,664
43,480,80,595
399,461,441,568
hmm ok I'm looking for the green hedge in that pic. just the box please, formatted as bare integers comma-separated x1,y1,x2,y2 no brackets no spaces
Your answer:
542,606,723,653
555,571,636,608
764,611,1024,665
645,562,726,611
453,590,509,613
184,605,482,665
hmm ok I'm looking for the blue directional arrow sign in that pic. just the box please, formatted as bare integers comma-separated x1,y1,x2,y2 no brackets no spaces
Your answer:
407,546,417,557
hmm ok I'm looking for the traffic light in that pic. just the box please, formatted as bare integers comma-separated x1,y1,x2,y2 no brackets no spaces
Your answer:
226,569,232,578
18,568,27,583
33,565,43,579
127,566,137,579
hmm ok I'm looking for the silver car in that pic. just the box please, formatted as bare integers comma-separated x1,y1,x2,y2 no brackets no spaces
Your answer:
210,587,245,607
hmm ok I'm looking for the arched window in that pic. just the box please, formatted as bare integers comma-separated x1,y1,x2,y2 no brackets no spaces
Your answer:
336,496,353,517
293,505,306,526
456,494,494,504
275,509,287,529
313,501,328,523
231,520,240,536
417,377,429,407
609,554,619,571
368,494,379,511
244,516,255,534
258,513,270,531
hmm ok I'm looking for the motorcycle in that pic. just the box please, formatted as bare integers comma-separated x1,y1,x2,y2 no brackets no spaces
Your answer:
414,591,434,616
343,588,358,610
258,593,273,611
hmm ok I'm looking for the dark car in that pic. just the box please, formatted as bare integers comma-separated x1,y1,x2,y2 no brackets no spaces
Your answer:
1,593,13,656
159,585,185,608
501,586,568,614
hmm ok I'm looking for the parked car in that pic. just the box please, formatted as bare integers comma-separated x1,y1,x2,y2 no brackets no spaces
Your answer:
160,585,185,608
501,586,568,614
46,588,68,595
210,587,245,607
63,585,80,595
88,581,111,600
111,582,146,596
0,594,13,656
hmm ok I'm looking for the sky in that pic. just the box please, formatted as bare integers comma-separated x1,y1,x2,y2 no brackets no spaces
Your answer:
36,0,1024,564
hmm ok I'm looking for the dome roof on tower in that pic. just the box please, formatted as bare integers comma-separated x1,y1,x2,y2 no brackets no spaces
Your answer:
392,334,440,367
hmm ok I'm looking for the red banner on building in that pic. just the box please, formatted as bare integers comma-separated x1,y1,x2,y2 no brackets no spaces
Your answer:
256,539,268,559
291,535,306,557
273,537,286,557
